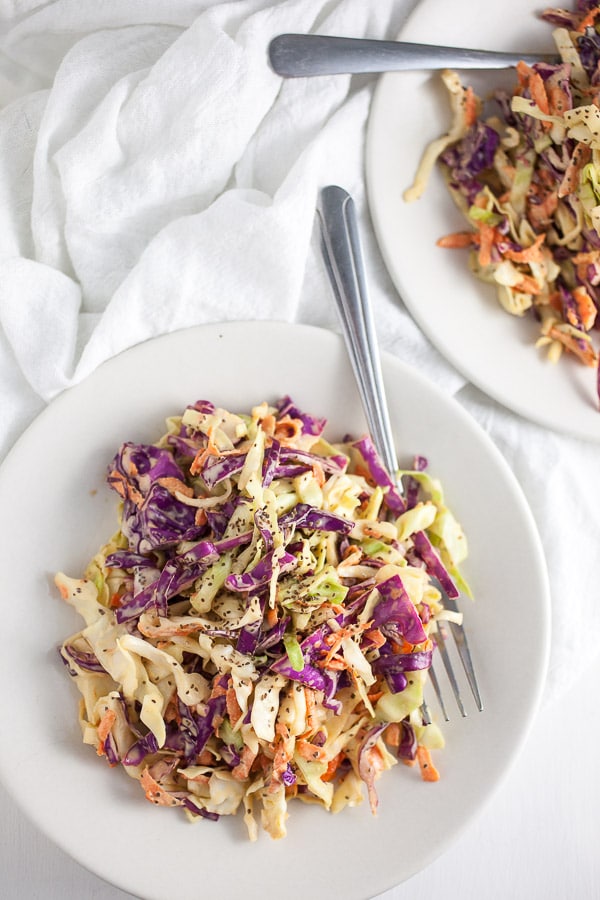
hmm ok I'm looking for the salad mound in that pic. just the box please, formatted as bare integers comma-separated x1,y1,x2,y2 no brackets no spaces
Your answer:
56,396,469,840
404,1,600,404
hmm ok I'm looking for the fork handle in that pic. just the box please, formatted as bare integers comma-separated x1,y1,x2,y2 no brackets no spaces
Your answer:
269,34,558,77
317,185,399,479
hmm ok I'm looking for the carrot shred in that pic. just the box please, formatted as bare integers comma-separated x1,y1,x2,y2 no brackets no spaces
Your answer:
190,426,219,475
232,745,258,780
363,627,386,649
572,286,597,331
416,745,440,782
577,7,600,31
548,326,598,366
503,233,546,264
477,223,496,267
97,708,116,742
383,722,401,749
321,751,345,782
436,232,474,249
516,60,535,90
463,86,478,127
296,739,327,762
140,767,183,807
513,275,543,295
226,684,243,726
547,82,570,116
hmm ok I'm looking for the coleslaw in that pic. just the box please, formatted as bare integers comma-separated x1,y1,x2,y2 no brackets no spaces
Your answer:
404,1,600,405
56,396,469,839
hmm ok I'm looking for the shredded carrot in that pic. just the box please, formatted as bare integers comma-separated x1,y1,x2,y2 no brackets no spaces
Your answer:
194,508,207,527
548,326,598,366
477,223,496,267
97,708,116,743
321,751,345,782
339,546,363,571
273,415,303,443
516,60,535,90
226,685,243,726
367,689,384,703
572,286,597,331
527,188,559,230
324,657,350,671
107,470,143,506
383,723,401,749
140,767,183,807
558,142,591,198
296,739,327,762
190,426,219,475
323,629,350,663
513,274,543,295
260,413,276,436
547,82,570,116
516,61,551,130
232,745,258,780
416,745,440,782
577,6,600,31
463,85,478,127
529,71,550,116
363,627,386,649
353,462,375,484
266,605,278,629
210,677,228,700
157,476,194,498
311,461,326,487
96,709,117,765
436,232,475,249
272,723,294,778
503,233,546,264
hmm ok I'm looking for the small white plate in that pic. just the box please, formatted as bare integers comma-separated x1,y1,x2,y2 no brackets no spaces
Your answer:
367,0,600,441
0,322,549,899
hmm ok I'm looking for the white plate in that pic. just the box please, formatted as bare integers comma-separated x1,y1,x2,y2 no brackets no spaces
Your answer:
0,322,549,900
367,0,600,442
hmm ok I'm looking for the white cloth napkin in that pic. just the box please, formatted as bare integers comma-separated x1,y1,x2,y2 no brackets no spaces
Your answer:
0,0,597,702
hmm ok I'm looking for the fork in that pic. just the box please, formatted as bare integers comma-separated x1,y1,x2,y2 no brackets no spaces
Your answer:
269,33,558,77
316,184,483,719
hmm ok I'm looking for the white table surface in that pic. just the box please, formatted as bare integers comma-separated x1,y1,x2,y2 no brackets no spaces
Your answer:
2,652,599,900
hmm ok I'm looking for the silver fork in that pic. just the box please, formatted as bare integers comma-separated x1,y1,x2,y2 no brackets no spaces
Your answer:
269,33,558,77
317,184,482,719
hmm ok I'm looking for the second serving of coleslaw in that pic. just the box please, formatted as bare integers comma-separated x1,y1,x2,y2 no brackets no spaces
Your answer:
405,1,600,404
